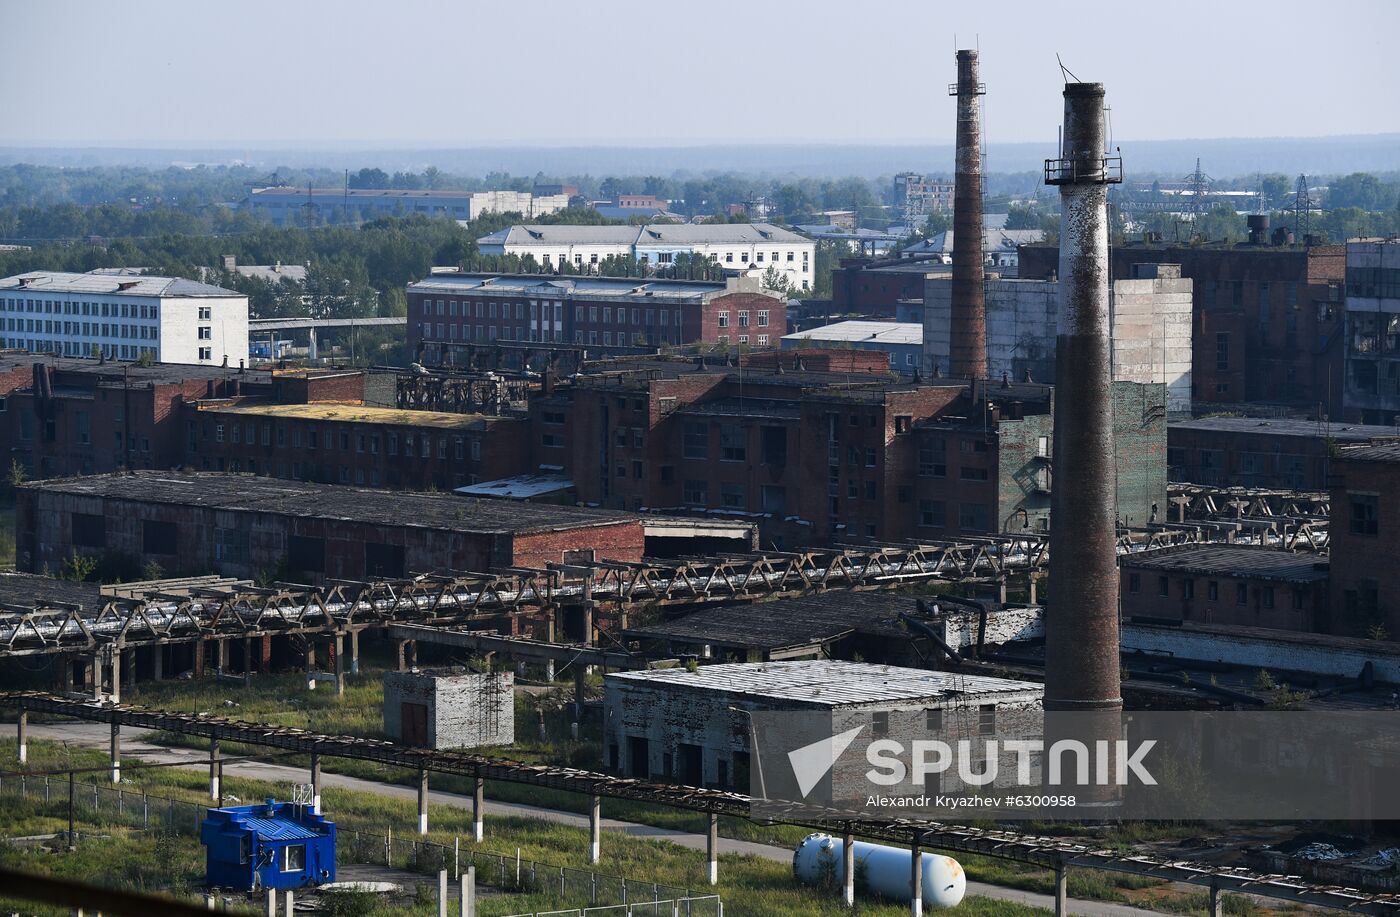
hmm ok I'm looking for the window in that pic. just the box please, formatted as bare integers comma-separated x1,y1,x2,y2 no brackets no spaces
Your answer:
716,310,731,328
198,347,212,361
960,466,989,481
721,482,746,509
142,520,178,555
682,479,708,506
1261,586,1275,609
215,527,250,564
1182,579,1194,600
719,424,745,461
894,415,912,434
1158,576,1169,597
1350,495,1379,536
738,311,750,327
1215,333,1230,371
918,500,945,527
288,535,326,573
757,310,769,327
958,503,990,531
760,484,786,513
1207,581,1218,601
1236,583,1248,605
71,513,106,548
918,441,947,477
683,421,707,459
282,844,306,872
198,306,211,320
926,708,943,733
871,711,889,737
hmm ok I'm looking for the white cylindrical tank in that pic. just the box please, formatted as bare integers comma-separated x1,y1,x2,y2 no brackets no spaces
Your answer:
793,833,966,908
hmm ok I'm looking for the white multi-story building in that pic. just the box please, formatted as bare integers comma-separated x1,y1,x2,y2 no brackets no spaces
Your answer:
477,223,817,290
245,187,571,226
0,271,248,366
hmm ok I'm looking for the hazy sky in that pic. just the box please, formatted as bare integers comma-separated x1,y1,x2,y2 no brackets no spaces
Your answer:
3,0,1398,147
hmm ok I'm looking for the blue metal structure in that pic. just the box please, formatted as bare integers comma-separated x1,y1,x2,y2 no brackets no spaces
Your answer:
200,799,335,891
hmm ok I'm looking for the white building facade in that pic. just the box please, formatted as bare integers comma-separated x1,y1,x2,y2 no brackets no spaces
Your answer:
477,223,817,291
0,272,249,366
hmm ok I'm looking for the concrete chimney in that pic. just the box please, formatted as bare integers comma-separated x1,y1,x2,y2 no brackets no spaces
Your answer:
949,49,987,381
1044,82,1122,719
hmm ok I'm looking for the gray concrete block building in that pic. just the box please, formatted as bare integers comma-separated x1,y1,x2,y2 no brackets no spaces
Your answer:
603,660,1042,791
924,264,1192,416
384,669,514,748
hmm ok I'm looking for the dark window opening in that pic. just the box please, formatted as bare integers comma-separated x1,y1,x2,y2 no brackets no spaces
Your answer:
141,520,178,555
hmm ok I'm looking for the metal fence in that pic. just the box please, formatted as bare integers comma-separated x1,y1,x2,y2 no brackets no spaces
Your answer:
338,827,694,906
0,773,699,909
506,897,723,917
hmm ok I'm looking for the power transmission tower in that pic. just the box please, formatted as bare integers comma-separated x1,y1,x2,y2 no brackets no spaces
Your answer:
1292,174,1314,239
1183,158,1213,222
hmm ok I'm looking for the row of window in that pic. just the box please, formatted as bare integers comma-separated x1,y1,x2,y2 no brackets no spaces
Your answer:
199,420,482,462
7,339,154,360
4,318,159,340
1127,572,1305,609
715,310,770,328
1,298,162,319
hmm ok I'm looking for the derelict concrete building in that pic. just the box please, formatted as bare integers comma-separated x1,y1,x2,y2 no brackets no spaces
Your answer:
603,660,1042,791
384,668,514,748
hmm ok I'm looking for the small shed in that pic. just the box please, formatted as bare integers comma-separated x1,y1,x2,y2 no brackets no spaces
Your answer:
200,799,336,892
384,668,514,748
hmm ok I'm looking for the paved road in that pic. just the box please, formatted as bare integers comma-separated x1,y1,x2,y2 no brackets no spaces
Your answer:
21,721,1176,916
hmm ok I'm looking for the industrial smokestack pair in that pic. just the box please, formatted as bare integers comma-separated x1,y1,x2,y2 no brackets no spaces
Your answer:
947,51,1122,722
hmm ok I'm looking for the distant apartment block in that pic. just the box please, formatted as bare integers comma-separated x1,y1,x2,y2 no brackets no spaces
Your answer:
244,187,570,226
0,271,248,366
1343,239,1400,424
893,172,955,218
477,223,816,291
406,273,787,350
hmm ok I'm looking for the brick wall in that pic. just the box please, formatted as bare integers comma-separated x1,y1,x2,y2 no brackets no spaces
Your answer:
1328,454,1400,638
693,292,785,347
1120,564,1325,632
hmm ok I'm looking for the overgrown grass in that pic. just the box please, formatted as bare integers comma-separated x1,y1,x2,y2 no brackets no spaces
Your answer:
0,738,1051,916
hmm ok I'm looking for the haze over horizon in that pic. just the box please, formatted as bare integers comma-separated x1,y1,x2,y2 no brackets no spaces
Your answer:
3,0,1398,148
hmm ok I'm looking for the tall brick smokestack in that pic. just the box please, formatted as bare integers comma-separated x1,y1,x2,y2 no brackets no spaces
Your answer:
949,49,986,381
1044,82,1122,718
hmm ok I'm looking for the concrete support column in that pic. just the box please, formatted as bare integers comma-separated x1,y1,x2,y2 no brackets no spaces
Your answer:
264,888,276,917
209,738,221,802
705,811,718,885
909,833,923,917
1028,576,1038,605
87,654,101,701
573,668,586,721
107,647,121,704
242,637,252,684
437,870,448,917
349,629,360,675
215,639,228,675
110,722,121,785
310,753,322,815
17,709,27,764
333,632,345,697
305,642,316,690
472,776,484,843
842,828,855,907
417,767,429,835
588,794,601,864
121,648,134,690
193,639,205,679
462,865,475,917
1054,861,1068,917
282,891,293,917
997,578,1008,604
581,602,594,647
544,658,555,682
151,644,163,681
1209,880,1223,917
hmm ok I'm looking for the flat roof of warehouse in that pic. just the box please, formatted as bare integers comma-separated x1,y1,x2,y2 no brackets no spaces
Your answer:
1169,416,1400,441
0,572,103,609
608,659,1042,707
22,472,637,535
199,401,495,430
1120,544,1328,582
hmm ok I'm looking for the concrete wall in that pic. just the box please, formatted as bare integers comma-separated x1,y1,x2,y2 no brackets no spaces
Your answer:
383,670,515,748
923,275,1192,415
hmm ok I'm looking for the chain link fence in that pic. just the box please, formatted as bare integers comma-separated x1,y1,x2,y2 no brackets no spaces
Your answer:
0,773,705,912
506,897,723,917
